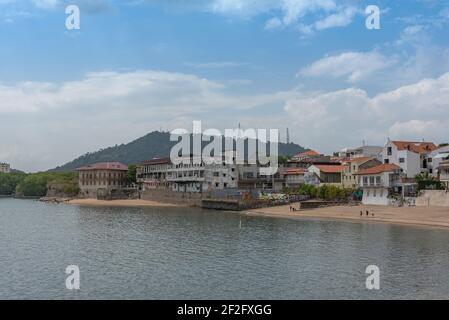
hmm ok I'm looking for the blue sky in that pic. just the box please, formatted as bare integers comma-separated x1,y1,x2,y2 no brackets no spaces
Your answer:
1,0,449,171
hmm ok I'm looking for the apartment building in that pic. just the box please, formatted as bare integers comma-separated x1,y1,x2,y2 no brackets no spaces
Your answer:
380,140,437,178
137,154,238,193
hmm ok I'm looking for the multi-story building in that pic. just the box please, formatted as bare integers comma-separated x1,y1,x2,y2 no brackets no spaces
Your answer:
380,140,437,178
282,168,307,188
438,160,449,190
341,157,382,188
0,162,11,173
428,145,449,177
356,163,403,205
137,157,172,190
137,154,238,193
77,162,129,198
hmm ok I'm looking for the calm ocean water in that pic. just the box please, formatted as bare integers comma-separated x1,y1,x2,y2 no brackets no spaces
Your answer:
0,198,448,299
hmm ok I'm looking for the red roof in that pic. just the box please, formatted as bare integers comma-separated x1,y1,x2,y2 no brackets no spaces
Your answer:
284,168,307,175
141,157,171,165
312,165,346,173
392,141,437,154
293,150,319,158
76,162,128,171
356,164,401,175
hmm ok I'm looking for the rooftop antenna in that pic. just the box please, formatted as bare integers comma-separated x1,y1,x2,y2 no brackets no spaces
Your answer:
286,128,290,144
362,139,366,146
238,123,241,139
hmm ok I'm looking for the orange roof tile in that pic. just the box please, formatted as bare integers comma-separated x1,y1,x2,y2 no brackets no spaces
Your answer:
284,168,307,175
392,141,437,154
293,150,319,158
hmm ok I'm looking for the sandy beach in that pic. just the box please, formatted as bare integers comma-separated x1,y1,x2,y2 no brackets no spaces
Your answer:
247,204,449,230
68,198,182,208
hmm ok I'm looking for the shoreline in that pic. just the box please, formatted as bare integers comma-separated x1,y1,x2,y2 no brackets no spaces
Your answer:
246,204,449,231
67,198,184,208
48,197,449,231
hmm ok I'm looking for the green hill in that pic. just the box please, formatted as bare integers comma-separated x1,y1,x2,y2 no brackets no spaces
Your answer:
52,131,307,172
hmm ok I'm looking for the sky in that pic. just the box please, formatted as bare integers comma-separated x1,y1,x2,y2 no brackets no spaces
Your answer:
1,0,449,172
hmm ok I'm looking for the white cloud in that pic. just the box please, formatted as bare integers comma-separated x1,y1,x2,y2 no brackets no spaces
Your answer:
31,0,58,9
0,70,288,171
299,51,396,83
314,6,358,30
284,72,449,153
207,0,358,33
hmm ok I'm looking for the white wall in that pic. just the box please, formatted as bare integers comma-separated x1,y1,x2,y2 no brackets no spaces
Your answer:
362,187,390,205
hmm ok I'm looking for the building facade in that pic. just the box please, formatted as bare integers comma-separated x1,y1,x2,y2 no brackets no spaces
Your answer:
341,157,382,188
428,145,449,177
137,155,238,193
0,162,11,173
380,140,437,178
77,162,129,198
282,168,306,188
356,164,403,205
307,164,345,186
438,160,449,190
337,145,382,159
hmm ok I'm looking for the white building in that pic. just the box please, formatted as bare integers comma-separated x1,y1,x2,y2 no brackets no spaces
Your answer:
380,140,437,178
0,162,11,173
338,145,382,159
356,163,403,206
137,154,238,193
438,160,449,190
428,145,449,177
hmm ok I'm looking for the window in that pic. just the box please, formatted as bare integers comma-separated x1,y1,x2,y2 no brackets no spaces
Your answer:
399,158,405,163
387,147,392,155
376,176,381,185
428,158,432,163
384,159,389,164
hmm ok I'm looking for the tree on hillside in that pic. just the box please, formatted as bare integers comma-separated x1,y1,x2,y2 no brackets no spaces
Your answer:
126,165,137,185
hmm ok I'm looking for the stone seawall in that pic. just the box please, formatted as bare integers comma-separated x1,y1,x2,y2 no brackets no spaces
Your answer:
141,189,202,206
416,190,449,207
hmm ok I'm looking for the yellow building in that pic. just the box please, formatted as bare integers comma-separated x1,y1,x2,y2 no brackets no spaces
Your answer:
342,157,382,188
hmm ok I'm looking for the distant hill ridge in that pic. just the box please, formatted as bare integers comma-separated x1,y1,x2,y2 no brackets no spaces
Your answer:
51,131,307,172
